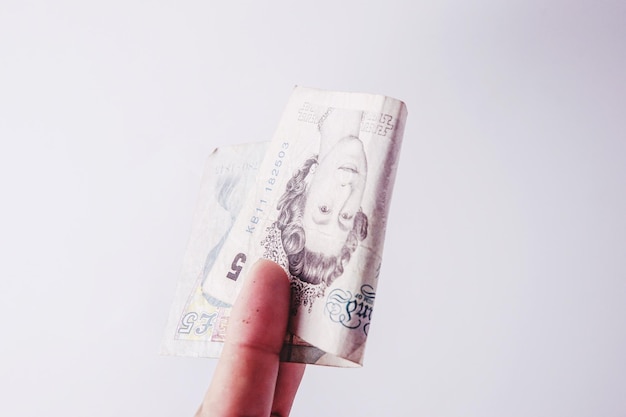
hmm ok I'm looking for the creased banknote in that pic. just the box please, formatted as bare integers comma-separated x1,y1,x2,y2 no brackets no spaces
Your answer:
161,86,407,366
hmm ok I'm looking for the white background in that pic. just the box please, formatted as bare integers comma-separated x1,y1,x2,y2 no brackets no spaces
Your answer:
1,1,625,416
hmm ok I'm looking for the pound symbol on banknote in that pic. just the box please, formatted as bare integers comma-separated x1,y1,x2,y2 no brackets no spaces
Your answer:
226,252,247,281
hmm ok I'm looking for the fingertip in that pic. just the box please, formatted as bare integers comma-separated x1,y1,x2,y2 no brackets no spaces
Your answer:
248,258,290,287
228,258,291,352
242,258,290,304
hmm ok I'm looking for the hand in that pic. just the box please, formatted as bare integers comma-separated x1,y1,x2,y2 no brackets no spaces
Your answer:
195,259,306,416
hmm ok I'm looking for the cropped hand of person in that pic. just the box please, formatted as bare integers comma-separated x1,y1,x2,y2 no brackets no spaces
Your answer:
195,259,306,417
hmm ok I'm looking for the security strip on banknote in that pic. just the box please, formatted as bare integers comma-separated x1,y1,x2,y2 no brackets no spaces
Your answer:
161,86,407,367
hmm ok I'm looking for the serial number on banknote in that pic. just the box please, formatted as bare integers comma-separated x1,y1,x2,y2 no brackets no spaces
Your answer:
246,141,289,234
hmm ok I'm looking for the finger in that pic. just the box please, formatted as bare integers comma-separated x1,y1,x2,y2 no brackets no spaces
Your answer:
271,362,306,417
199,259,291,417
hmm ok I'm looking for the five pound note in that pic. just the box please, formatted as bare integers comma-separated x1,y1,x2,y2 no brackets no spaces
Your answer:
161,86,408,367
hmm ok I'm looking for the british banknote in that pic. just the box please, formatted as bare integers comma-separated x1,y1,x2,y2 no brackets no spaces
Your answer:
161,86,407,366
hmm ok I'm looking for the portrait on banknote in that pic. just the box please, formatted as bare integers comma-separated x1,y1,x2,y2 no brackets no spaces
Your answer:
261,106,370,314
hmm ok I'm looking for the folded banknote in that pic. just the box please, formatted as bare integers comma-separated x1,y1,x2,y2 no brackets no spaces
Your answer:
161,86,407,366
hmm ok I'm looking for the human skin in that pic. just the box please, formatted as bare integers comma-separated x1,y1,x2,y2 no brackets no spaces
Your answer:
195,260,306,417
